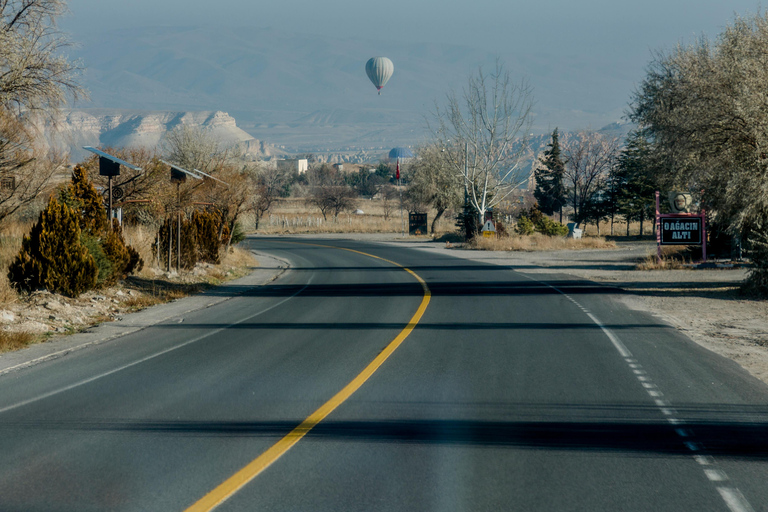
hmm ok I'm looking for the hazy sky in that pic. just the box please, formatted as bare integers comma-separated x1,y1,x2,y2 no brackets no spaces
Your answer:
63,0,763,60
59,0,766,137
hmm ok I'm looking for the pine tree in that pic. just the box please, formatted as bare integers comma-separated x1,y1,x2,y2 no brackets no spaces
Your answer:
615,130,658,236
534,128,567,222
8,197,98,297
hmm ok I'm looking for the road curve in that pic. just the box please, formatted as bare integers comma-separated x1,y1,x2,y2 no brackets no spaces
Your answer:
0,237,767,512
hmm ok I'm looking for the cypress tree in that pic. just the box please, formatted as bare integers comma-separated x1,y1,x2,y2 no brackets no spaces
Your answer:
534,128,567,222
62,165,110,235
8,196,98,297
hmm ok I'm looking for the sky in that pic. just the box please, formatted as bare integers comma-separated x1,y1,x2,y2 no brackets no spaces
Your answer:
58,0,767,142
62,0,763,60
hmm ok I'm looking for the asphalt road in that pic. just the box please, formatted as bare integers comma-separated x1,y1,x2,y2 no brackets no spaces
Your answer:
1,237,767,511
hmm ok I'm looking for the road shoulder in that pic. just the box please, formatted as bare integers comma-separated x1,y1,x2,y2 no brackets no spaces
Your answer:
0,250,288,376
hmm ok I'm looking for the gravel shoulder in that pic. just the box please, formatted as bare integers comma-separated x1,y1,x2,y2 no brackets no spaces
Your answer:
0,250,289,375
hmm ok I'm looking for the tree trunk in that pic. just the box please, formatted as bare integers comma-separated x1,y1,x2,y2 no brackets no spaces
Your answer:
431,208,445,234
610,211,614,236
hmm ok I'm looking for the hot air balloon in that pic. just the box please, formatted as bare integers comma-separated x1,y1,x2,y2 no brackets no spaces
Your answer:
365,57,394,95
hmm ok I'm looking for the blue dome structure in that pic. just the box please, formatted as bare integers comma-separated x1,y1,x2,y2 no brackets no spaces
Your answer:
388,147,414,160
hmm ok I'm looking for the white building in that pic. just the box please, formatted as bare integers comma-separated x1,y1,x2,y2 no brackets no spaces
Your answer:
276,158,309,174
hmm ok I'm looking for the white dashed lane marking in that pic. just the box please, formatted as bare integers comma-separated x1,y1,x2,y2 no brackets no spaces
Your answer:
522,275,757,512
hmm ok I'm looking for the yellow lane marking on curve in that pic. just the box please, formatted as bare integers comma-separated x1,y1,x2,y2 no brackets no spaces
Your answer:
185,243,431,512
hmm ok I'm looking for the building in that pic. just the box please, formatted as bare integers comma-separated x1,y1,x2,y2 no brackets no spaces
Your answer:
276,158,308,174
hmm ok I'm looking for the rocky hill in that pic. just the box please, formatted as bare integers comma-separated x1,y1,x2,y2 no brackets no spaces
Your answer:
45,110,281,162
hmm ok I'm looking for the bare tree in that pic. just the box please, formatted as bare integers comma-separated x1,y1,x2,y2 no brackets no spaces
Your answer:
161,125,229,174
562,131,619,224
305,164,356,221
380,184,397,221
254,165,289,220
0,0,84,116
430,60,533,225
0,111,63,223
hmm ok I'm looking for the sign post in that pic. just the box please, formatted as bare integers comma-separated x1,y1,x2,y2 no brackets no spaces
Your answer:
408,213,428,236
481,219,496,238
656,190,707,263
83,147,142,230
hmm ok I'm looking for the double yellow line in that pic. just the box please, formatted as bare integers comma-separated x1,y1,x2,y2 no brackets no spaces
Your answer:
185,244,431,511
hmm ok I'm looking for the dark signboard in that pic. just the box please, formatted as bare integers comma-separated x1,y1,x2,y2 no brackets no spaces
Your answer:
409,212,428,235
660,217,702,245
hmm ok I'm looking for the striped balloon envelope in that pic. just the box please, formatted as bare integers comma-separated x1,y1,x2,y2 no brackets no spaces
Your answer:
365,57,394,95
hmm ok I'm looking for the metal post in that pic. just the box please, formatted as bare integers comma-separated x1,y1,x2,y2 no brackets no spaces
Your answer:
701,209,707,263
399,177,404,237
655,191,661,264
167,220,172,272
177,182,181,272
108,176,113,229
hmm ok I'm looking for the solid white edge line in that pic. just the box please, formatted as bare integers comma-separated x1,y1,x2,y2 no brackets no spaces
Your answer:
584,312,632,358
0,278,313,416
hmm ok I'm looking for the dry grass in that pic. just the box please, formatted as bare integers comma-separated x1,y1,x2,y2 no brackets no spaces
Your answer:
636,247,693,270
0,331,36,353
254,198,455,235
0,220,32,307
469,233,616,252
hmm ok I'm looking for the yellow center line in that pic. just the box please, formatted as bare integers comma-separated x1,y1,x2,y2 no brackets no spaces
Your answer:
185,242,431,512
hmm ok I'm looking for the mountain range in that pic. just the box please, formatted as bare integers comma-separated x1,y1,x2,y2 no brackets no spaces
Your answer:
68,25,636,152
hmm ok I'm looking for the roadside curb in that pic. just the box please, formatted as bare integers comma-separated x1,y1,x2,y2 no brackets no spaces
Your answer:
0,251,290,376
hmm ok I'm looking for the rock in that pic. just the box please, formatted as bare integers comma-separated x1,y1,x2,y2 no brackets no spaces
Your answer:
12,321,50,333
115,291,125,297
43,300,63,311
0,310,16,324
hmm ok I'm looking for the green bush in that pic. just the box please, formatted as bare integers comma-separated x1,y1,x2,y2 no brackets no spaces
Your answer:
517,205,568,236
537,216,569,236
229,221,246,246
515,215,535,235
8,197,98,297
81,234,114,286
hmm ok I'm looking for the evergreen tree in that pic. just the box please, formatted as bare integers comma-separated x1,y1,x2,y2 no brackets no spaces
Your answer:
8,197,98,297
614,130,658,236
61,165,110,235
534,128,567,222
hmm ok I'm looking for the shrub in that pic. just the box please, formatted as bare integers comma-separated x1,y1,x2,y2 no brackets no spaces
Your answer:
517,205,568,236
156,215,198,270
193,210,220,264
101,220,144,284
81,234,114,286
516,215,535,235
179,217,198,269
61,167,143,286
8,197,98,297
230,220,246,246
538,216,569,236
